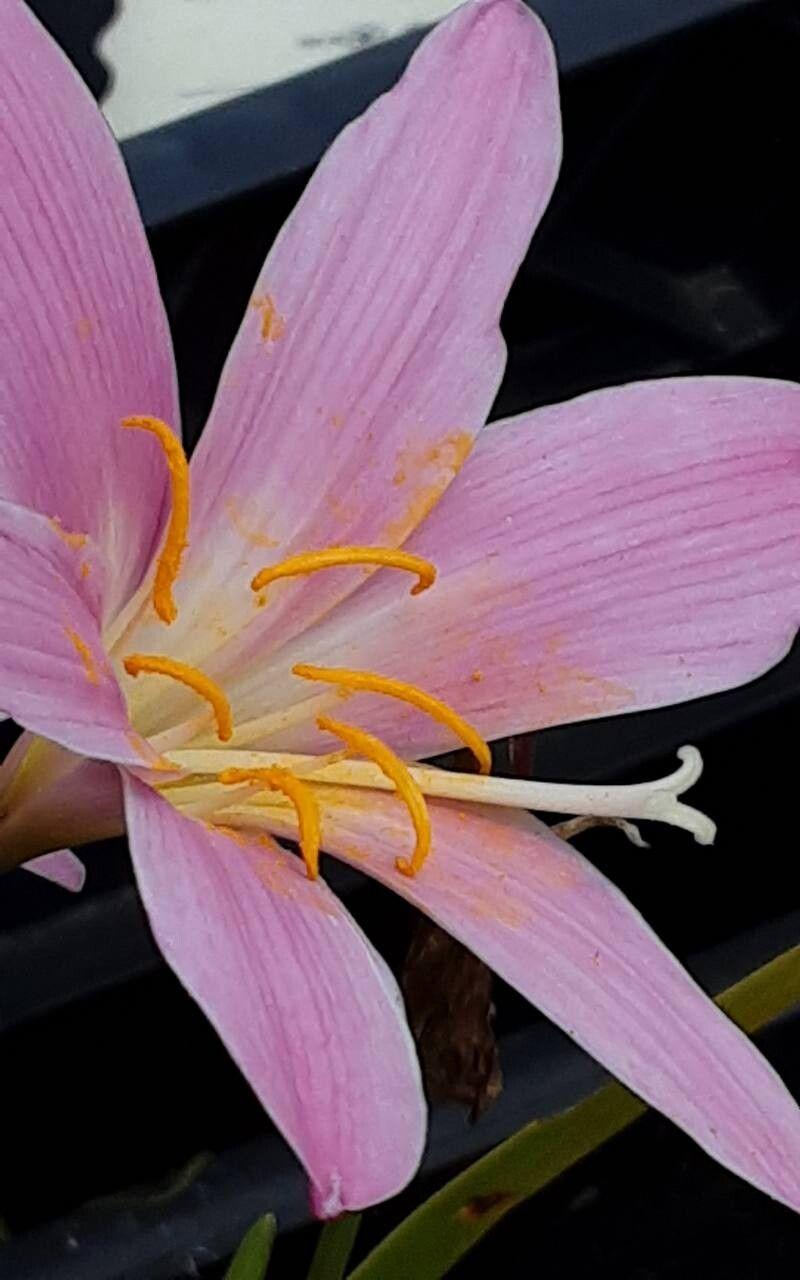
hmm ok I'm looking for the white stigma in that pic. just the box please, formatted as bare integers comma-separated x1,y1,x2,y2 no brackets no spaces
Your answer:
165,743,715,845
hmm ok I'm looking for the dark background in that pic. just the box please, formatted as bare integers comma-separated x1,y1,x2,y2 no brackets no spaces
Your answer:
1,0,799,1275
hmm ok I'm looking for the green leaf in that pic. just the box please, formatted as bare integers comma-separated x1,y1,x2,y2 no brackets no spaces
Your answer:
307,1214,362,1280
225,1214,278,1280
349,945,800,1280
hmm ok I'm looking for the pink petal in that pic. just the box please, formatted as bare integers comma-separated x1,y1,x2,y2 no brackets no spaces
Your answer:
0,0,178,618
138,0,560,679
283,789,800,1212
123,776,426,1214
245,376,800,757
0,499,154,766
23,849,86,892
0,730,123,869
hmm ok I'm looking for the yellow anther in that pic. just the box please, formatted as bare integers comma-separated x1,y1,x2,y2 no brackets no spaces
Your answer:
251,547,436,597
218,767,321,879
122,416,189,624
294,664,491,774
123,654,233,742
317,715,431,877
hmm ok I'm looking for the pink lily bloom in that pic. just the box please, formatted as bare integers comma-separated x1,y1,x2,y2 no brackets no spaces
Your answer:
2,0,800,1219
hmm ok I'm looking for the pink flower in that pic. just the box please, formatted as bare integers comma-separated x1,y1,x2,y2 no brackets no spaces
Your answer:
2,0,800,1218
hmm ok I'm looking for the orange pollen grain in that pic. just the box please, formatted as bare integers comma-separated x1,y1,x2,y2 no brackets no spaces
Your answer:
122,654,233,742
251,547,436,597
209,821,250,847
316,715,431,877
294,664,491,775
122,416,189,624
218,767,321,879
251,294,286,342
65,627,100,685
50,517,87,549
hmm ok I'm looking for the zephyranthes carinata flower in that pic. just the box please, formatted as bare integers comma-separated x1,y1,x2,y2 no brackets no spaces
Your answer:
2,0,800,1218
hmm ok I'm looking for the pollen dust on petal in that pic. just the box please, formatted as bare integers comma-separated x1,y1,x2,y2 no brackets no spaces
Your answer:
248,842,338,915
438,856,526,927
250,293,286,342
470,894,525,929
50,516,88,550
76,317,93,341
223,495,279,548
80,561,91,579
338,840,369,863
326,494,353,524
385,431,473,544
530,634,634,725
211,822,250,847
64,627,101,685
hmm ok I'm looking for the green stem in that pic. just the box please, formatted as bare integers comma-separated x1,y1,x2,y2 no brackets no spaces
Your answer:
308,1213,362,1280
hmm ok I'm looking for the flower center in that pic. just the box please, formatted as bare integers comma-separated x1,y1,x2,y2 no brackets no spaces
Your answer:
120,417,471,878
120,419,716,881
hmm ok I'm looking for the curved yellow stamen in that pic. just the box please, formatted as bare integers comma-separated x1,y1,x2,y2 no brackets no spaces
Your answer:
294,664,491,775
122,416,189,624
123,654,233,742
317,715,431,877
251,547,436,597
218,767,321,879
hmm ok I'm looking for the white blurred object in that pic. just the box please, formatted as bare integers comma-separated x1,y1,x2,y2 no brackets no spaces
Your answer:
100,0,460,140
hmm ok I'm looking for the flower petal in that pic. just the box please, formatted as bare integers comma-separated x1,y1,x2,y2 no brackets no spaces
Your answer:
260,788,800,1212
0,0,178,617
23,849,86,892
0,730,124,871
122,776,426,1213
136,0,560,680
243,376,800,757
0,499,153,766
